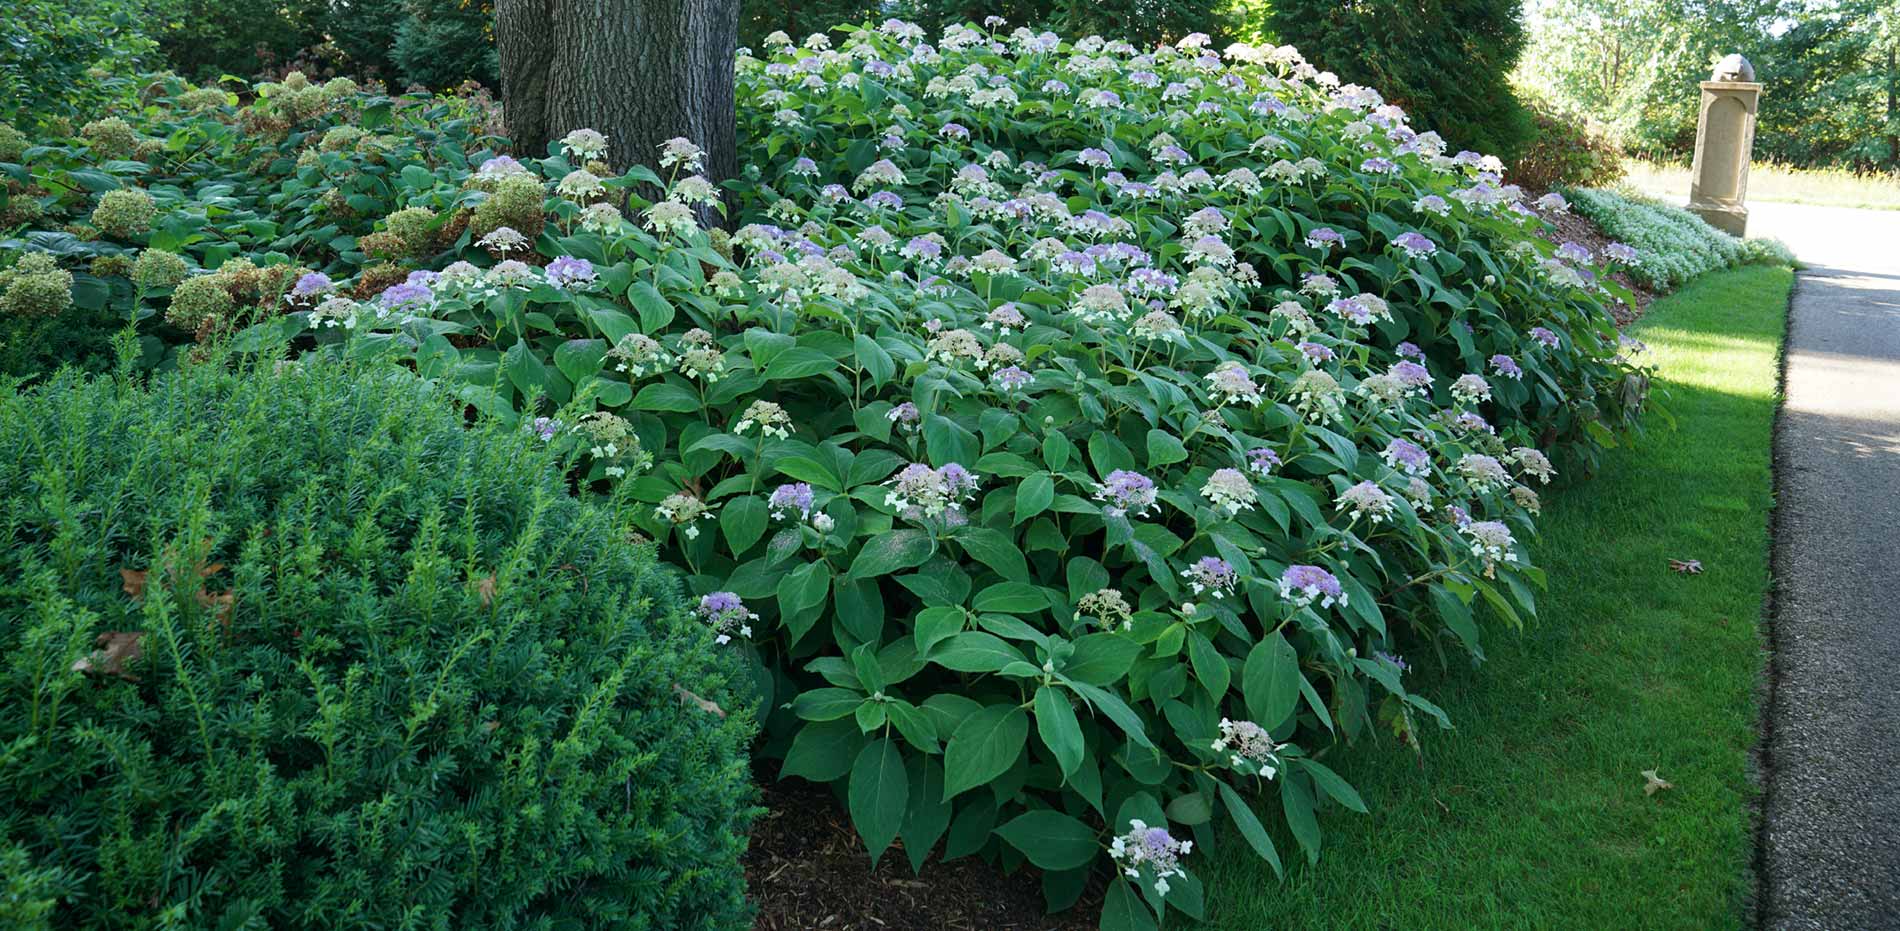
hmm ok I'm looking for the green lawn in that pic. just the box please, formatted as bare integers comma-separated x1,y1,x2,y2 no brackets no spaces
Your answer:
1199,264,1794,930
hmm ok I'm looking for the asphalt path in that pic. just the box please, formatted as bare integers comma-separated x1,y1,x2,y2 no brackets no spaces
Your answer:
1751,200,1900,930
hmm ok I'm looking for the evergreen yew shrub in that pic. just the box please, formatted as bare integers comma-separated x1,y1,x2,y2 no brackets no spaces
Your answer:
0,351,756,930
1263,0,1534,159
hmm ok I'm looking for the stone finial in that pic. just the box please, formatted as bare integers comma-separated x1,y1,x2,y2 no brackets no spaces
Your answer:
1712,53,1756,83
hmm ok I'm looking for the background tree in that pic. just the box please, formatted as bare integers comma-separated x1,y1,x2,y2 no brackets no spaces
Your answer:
1518,0,1897,173
1257,0,1536,159
327,0,499,88
496,0,741,180
1755,0,1898,172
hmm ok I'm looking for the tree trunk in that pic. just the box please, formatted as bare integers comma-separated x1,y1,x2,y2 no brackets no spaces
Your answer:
495,0,740,187
496,0,555,158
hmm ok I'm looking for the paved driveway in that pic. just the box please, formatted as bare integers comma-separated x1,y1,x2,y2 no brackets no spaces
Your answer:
1751,201,1900,930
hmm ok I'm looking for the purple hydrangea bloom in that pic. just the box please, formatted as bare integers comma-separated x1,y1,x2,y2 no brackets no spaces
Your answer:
1382,437,1430,475
769,482,815,519
1392,232,1438,257
939,463,979,496
1077,147,1113,168
1297,341,1336,364
1303,227,1345,250
475,155,526,177
375,281,434,313
1374,650,1409,672
291,272,333,298
528,416,560,441
992,365,1032,392
1327,296,1374,325
1056,251,1098,276
1279,564,1346,608
1093,469,1158,518
1397,341,1424,360
1490,354,1523,379
1529,326,1560,348
1360,157,1398,175
544,255,596,288
1605,242,1639,264
1182,556,1239,597
1246,446,1281,476
696,591,756,644
1390,360,1433,392
865,191,904,210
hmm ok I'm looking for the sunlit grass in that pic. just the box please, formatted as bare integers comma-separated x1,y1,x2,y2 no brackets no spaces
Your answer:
1198,264,1794,930
1624,159,1900,211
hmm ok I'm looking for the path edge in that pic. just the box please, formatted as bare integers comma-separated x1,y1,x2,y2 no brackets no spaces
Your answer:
1750,261,1802,930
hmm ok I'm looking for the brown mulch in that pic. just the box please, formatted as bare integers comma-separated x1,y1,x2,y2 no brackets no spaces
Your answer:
1531,201,1658,327
745,779,1098,931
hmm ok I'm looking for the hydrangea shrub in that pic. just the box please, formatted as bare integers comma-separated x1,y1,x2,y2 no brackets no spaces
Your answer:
16,19,1652,929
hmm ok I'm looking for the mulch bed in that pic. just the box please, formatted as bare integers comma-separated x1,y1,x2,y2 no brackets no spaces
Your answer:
1531,200,1658,326
744,779,1098,931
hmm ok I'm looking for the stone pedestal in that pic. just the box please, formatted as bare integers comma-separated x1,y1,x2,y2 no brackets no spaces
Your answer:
1688,78,1761,237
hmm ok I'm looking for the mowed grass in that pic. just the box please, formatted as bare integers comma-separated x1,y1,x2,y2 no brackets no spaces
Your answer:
1624,159,1900,211
1199,264,1794,930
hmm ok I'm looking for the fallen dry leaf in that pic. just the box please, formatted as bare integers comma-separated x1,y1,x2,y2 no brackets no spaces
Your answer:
1642,769,1674,796
197,591,235,633
674,683,727,718
124,559,234,633
1669,559,1703,575
474,573,497,608
73,631,145,681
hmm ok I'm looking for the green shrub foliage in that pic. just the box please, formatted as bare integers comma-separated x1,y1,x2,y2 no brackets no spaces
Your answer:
1564,186,1795,291
0,0,163,127
0,353,756,929
1262,0,1535,160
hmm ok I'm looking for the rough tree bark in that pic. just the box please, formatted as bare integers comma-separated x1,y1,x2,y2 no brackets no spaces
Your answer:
495,0,740,186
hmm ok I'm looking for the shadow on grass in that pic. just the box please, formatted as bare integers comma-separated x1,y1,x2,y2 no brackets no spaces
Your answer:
1197,265,1795,931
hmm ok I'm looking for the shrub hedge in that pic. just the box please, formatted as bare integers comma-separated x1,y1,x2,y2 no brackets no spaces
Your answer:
1509,96,1625,193
0,349,756,929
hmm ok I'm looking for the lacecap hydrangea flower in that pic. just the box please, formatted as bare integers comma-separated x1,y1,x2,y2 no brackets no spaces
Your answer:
1212,718,1282,777
1200,468,1256,516
696,592,757,644
1076,588,1135,631
1109,821,1191,897
1094,469,1159,518
1279,564,1346,608
1181,556,1238,598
